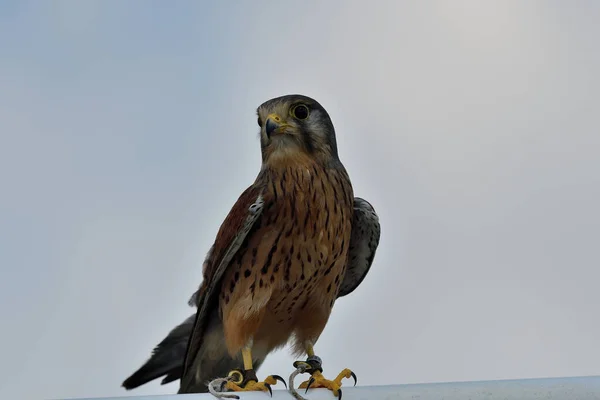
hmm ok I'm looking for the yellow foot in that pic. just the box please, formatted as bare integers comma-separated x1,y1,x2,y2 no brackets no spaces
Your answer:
226,375,283,394
289,357,357,400
208,369,286,399
299,369,356,400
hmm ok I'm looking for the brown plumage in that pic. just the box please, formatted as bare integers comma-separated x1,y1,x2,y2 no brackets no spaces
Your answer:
122,197,380,392
219,153,354,358
124,94,381,399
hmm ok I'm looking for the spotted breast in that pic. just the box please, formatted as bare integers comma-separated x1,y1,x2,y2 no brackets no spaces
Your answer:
219,156,354,358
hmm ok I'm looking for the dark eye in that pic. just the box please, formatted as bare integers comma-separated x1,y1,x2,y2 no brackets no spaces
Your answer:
291,104,310,120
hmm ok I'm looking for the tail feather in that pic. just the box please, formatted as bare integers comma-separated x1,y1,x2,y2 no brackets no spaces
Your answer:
160,368,182,385
177,309,266,393
122,312,266,392
122,314,195,390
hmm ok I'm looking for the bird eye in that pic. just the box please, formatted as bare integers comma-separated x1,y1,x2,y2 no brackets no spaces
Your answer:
291,104,310,120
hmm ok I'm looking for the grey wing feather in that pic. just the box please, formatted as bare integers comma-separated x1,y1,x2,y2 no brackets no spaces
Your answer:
121,286,267,390
337,197,381,298
187,285,202,307
121,287,203,390
121,313,196,390
178,194,265,393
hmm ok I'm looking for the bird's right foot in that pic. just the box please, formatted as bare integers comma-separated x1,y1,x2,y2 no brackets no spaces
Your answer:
208,369,286,399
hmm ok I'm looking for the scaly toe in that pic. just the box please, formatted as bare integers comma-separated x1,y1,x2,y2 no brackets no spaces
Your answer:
334,368,357,387
266,374,288,389
299,369,356,399
215,370,284,398
226,380,272,395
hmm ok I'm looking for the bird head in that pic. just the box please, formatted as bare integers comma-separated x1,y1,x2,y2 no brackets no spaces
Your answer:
256,94,339,166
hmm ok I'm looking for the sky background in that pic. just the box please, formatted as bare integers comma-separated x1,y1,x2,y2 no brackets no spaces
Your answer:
1,1,599,399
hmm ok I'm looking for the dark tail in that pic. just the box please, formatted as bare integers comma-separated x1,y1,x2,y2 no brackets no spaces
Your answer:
122,314,195,390
121,312,266,392
177,309,266,393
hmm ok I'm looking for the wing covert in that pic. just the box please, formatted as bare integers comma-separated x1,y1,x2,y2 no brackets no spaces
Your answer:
337,197,381,298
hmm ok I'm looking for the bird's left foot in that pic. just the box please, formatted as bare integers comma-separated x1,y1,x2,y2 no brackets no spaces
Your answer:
288,356,357,400
208,369,286,399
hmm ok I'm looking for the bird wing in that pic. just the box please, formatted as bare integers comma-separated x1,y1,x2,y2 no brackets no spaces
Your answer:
337,197,381,298
180,184,265,391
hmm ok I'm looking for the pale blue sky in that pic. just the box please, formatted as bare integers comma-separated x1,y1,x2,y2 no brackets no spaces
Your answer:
1,2,599,400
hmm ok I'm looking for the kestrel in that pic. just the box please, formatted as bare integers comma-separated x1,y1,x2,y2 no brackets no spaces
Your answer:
122,94,381,400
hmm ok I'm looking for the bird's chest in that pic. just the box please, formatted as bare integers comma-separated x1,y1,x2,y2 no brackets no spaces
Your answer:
217,164,353,338
261,166,354,291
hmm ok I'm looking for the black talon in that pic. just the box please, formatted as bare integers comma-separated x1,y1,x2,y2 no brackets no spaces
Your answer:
272,374,287,389
338,388,343,400
305,377,316,394
265,383,272,396
350,371,357,386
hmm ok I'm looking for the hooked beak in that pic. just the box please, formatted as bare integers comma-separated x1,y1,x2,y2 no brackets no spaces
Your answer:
265,113,288,137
